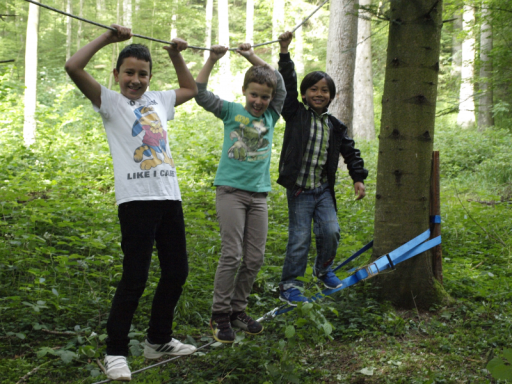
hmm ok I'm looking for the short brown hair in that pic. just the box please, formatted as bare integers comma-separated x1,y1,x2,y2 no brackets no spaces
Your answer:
243,65,277,96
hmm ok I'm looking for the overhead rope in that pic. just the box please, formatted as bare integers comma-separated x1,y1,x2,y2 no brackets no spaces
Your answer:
23,0,329,51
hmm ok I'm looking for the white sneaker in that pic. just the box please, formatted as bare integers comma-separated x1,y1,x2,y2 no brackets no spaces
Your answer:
104,355,131,381
144,338,197,359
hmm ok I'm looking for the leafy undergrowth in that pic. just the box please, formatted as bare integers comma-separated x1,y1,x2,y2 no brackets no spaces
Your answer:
1,83,512,383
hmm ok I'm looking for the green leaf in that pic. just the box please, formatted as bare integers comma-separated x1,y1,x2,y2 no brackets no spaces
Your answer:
285,325,295,339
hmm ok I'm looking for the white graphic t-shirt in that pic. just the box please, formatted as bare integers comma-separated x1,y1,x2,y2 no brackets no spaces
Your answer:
93,85,181,204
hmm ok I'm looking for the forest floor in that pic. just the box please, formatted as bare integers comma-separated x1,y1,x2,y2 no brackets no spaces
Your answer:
1,100,511,383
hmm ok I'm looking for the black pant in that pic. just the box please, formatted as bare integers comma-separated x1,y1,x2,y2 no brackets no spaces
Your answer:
106,200,188,356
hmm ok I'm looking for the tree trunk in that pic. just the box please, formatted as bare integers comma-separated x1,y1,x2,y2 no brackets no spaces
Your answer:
246,0,254,45
77,0,84,50
352,0,375,140
23,0,40,147
65,0,72,61
294,13,304,76
272,0,284,63
218,0,231,100
123,0,132,43
477,5,493,130
372,0,448,309
326,0,359,138
108,0,121,90
457,5,475,128
451,10,462,77
204,0,213,63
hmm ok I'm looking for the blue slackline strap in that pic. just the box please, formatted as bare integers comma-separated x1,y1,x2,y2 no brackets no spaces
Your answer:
332,240,374,273
262,229,442,320
430,215,441,224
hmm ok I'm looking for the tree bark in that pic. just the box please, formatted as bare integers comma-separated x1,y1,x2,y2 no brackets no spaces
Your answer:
326,0,359,138
272,0,284,64
246,0,254,45
372,0,448,309
353,0,376,140
23,0,40,147
477,5,494,130
457,5,475,128
204,0,213,63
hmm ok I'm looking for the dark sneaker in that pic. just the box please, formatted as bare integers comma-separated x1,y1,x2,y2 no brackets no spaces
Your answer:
144,338,197,359
317,270,343,289
104,355,131,381
279,287,309,306
210,314,236,343
231,311,263,335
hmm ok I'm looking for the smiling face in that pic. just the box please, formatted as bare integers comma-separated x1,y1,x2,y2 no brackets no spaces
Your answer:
113,57,152,100
302,78,332,115
242,82,274,117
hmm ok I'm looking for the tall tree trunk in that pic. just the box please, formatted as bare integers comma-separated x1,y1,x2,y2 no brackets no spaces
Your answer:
23,0,40,147
457,5,475,128
65,0,72,61
478,5,493,130
272,0,284,63
246,0,254,45
108,0,120,90
170,14,177,40
294,13,304,75
353,0,375,140
77,0,84,50
451,11,462,77
218,0,231,100
123,0,132,43
326,0,359,138
204,0,213,63
372,0,448,309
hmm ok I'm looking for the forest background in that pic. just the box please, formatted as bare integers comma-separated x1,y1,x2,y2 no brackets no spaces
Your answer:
1,0,512,383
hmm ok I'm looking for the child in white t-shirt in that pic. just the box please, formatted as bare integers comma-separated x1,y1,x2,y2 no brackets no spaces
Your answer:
65,24,197,381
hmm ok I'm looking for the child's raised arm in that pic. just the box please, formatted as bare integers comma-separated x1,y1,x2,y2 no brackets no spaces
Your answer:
65,24,131,108
279,31,293,54
236,44,266,66
194,45,229,118
164,38,198,106
196,45,229,84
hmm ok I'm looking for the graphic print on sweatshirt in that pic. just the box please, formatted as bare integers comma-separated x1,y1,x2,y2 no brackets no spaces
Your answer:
131,106,175,170
229,116,271,162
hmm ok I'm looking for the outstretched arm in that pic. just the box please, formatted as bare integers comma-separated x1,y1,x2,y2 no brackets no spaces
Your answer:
196,45,229,84
277,31,300,121
236,43,266,66
194,46,229,118
65,24,131,108
164,38,198,106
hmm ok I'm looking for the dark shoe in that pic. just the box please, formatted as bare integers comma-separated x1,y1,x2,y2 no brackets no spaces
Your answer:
231,311,263,335
210,314,235,343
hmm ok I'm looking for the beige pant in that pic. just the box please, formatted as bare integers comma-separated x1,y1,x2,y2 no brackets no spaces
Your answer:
212,186,268,314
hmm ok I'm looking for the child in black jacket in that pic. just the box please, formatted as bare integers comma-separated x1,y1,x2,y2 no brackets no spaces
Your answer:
277,31,368,305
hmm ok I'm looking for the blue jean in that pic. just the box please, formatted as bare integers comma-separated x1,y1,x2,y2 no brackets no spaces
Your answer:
280,183,340,290
106,200,188,356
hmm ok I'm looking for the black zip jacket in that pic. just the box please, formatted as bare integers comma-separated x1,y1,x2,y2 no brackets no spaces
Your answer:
277,53,368,211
